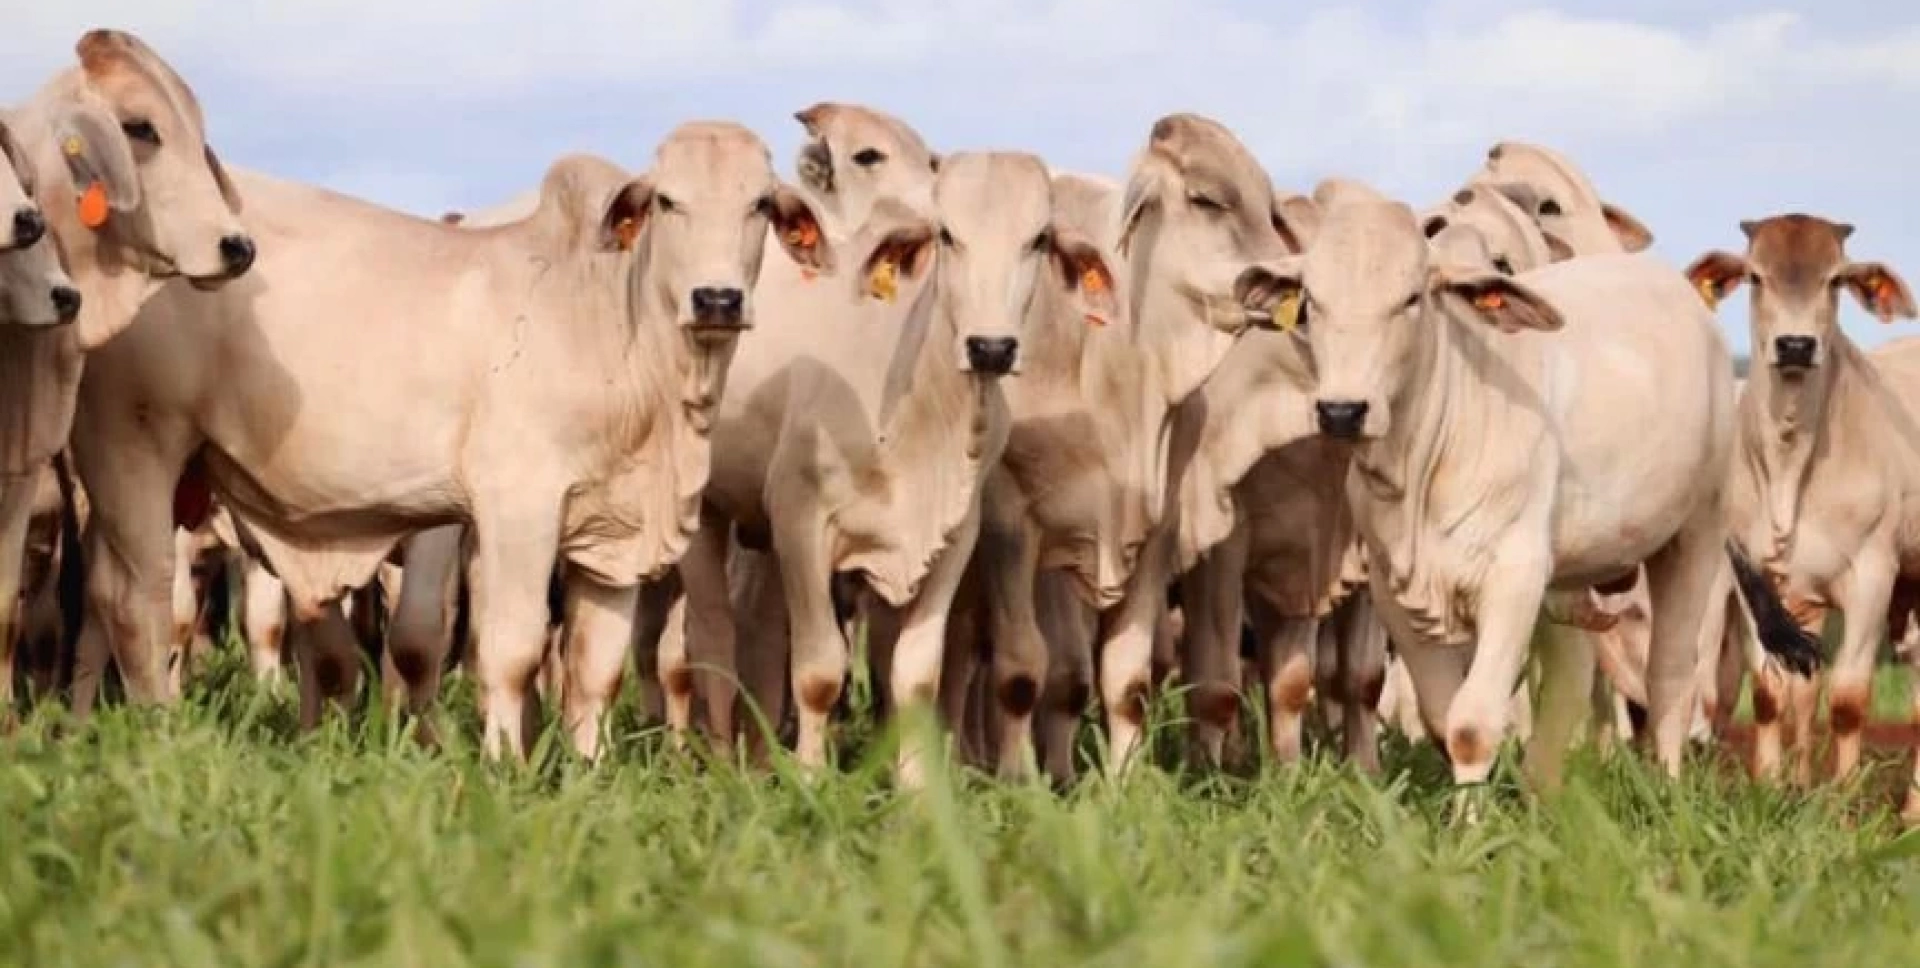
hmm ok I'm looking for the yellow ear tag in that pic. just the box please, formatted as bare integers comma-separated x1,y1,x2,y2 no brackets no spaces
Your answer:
77,182,110,230
1472,290,1507,312
866,260,898,302
1695,276,1720,310
613,216,639,251
1272,290,1301,332
62,135,84,158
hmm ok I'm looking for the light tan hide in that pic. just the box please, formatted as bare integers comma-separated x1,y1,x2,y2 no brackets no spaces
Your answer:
654,151,1119,787
1685,214,1920,813
1,30,253,715
0,118,81,329
66,125,831,761
1248,198,1762,790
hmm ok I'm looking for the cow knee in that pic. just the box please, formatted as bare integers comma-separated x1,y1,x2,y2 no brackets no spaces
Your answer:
1829,682,1869,736
1272,659,1313,716
795,673,842,716
996,673,1039,718
1190,681,1241,732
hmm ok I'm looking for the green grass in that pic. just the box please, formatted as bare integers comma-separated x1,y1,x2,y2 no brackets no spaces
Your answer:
5,651,1920,968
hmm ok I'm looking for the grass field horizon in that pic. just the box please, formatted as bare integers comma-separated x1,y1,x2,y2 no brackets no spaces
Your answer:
5,647,1920,967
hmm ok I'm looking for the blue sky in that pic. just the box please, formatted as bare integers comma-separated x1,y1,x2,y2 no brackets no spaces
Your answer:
9,1,1918,354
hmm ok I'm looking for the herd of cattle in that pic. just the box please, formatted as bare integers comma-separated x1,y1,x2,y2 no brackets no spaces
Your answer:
4,29,1917,813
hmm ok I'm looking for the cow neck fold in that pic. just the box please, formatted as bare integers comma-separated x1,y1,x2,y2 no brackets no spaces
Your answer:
1349,299,1475,646
855,270,1004,606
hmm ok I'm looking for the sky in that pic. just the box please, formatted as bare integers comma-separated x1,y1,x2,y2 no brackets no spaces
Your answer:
8,1,1919,355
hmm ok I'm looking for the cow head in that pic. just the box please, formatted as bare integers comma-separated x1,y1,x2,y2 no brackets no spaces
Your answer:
596,120,832,340
1470,141,1652,258
850,152,1115,378
50,30,253,297
1115,115,1311,392
0,119,81,326
1685,214,1917,374
794,102,940,232
1419,185,1571,276
1235,199,1564,441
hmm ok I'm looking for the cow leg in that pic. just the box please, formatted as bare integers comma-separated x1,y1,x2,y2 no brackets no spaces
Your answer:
1637,528,1714,775
936,589,986,770
382,525,463,722
467,498,564,762
627,575,677,728
1176,522,1249,769
887,506,981,789
1445,560,1548,786
70,436,191,717
557,572,639,762
240,558,288,685
1098,530,1172,776
975,476,1047,780
1035,569,1094,786
167,527,200,698
1823,558,1895,783
1524,621,1595,792
1247,600,1315,767
289,602,363,731
0,475,34,718
674,513,736,746
772,508,846,772
729,553,789,763
1902,625,1920,823
654,590,695,748
1334,593,1388,774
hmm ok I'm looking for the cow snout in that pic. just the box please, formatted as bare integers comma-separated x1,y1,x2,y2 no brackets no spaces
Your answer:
964,335,1019,375
1314,400,1370,439
1773,335,1817,369
50,285,82,323
689,286,746,325
11,207,45,249
218,234,257,276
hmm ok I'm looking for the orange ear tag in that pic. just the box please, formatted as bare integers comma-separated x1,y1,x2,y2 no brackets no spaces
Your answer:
1473,290,1506,311
1080,265,1108,294
613,216,639,251
77,182,110,230
1874,275,1898,318
1694,277,1720,310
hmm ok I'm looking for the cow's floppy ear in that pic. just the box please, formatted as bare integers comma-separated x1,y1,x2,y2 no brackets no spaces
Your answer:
1684,250,1750,311
1116,161,1165,258
1435,269,1563,333
54,104,142,216
1603,202,1654,252
1048,226,1118,327
204,145,243,215
597,176,654,253
1840,261,1919,323
855,199,934,303
1229,258,1305,335
769,184,834,272
1272,192,1319,254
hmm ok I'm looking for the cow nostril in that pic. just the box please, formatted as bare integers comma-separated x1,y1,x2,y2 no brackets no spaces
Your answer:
218,234,256,275
963,336,1019,374
50,285,82,321
12,208,46,248
1314,400,1370,438
690,286,745,319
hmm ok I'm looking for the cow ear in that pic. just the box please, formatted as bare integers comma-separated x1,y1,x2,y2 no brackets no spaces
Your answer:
0,120,33,197
855,208,934,303
1115,163,1164,258
1231,258,1305,334
770,184,834,273
1272,193,1320,254
1048,226,1118,327
1437,271,1563,333
1683,251,1750,311
55,105,141,214
597,176,654,253
1840,261,1919,323
205,145,242,215
1602,202,1654,252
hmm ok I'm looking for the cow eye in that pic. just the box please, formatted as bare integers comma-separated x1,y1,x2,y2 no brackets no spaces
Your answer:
655,194,677,213
1029,228,1053,253
1492,255,1515,276
1750,272,1767,288
1538,198,1563,217
938,226,955,248
852,148,886,167
753,195,776,218
1403,293,1421,310
1188,193,1227,213
121,119,160,146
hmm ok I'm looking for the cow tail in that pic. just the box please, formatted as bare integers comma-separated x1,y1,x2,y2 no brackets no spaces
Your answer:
1724,540,1824,676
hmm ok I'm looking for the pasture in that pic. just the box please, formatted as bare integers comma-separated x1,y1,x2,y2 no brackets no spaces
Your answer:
5,646,1919,968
